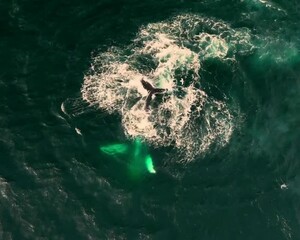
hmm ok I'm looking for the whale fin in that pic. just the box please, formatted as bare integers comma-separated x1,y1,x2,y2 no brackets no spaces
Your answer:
100,143,129,155
141,79,167,111
145,92,153,111
141,79,154,92
141,79,166,94
152,88,166,94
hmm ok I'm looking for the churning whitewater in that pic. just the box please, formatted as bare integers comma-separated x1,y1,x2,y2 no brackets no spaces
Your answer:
81,14,255,160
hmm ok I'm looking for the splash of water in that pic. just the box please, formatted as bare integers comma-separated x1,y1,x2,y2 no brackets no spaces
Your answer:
82,14,254,160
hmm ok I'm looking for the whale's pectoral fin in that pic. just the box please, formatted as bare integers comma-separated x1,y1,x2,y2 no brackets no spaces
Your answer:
141,79,154,92
100,143,129,155
145,154,156,174
145,92,153,111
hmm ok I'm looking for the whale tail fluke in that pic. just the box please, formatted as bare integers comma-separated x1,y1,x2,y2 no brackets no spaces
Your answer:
152,88,166,94
141,79,155,92
145,92,153,111
141,79,166,94
140,79,167,111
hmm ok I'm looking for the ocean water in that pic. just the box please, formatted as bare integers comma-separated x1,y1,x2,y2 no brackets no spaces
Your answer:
1,0,300,239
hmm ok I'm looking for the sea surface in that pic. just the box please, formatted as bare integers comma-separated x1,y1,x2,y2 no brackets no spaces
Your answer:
1,0,300,239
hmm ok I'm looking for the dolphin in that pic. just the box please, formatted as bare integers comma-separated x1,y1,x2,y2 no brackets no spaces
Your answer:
141,79,167,111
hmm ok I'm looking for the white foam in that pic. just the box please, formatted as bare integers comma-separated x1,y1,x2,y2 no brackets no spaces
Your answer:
81,14,251,160
243,0,287,13
280,183,288,190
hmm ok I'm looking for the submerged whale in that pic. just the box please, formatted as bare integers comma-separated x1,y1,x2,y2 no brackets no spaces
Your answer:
100,137,156,178
141,79,167,111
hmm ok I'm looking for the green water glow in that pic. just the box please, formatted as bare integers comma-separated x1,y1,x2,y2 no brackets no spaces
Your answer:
100,138,156,176
100,143,128,155
145,155,156,174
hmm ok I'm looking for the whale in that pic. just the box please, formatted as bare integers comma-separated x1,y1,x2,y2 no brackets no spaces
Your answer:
100,138,156,178
140,79,167,111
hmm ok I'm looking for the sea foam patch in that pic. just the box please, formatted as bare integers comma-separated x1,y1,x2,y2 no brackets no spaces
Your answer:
82,14,254,160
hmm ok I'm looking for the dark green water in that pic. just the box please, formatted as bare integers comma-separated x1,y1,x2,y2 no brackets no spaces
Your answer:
1,0,300,239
